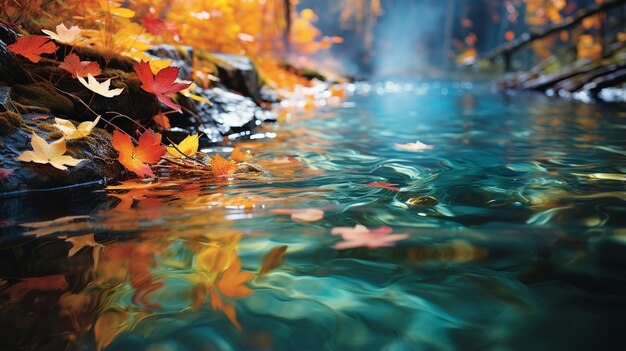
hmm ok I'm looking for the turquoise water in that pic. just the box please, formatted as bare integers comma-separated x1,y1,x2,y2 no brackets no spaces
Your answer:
2,82,626,351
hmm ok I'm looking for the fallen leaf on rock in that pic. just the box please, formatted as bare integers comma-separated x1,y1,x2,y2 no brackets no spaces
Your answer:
167,134,200,158
112,130,165,178
331,225,409,250
362,181,400,191
134,60,191,113
211,154,236,178
42,23,83,44
54,116,100,139
78,74,124,97
231,147,252,163
394,140,434,151
7,35,58,63
270,208,324,222
16,132,85,170
59,53,101,78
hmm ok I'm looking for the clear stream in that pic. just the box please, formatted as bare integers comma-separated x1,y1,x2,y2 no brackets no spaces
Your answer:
1,82,626,351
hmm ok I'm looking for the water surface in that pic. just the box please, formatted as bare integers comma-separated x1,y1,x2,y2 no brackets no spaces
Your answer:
2,82,626,351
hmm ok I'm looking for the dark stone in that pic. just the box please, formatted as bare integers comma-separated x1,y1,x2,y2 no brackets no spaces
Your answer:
0,86,17,113
0,25,24,85
209,52,263,102
0,114,123,194
178,87,275,142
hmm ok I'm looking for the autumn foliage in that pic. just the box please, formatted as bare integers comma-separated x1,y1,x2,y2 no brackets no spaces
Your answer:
112,130,165,178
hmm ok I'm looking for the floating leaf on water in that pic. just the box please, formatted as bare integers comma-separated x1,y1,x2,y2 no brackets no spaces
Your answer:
270,208,324,222
331,225,409,250
394,140,434,151
406,196,438,208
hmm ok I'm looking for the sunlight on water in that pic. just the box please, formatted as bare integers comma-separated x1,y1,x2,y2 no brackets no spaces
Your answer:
1,82,626,351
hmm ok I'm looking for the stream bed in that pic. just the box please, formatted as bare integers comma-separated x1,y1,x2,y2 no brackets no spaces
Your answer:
1,82,626,351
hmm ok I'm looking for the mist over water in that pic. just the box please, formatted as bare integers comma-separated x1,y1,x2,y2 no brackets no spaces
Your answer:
371,0,448,78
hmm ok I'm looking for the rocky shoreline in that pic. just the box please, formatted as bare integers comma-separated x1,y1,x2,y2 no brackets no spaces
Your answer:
0,24,281,194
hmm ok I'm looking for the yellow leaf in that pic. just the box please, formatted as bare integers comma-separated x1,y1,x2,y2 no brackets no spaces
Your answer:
148,59,173,75
78,74,124,98
16,132,85,170
54,116,100,139
167,134,200,158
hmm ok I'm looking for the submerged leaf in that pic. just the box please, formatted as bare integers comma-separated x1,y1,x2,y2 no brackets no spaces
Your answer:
258,245,287,274
216,258,254,298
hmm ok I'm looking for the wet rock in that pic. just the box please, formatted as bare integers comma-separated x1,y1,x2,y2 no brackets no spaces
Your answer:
0,114,123,194
178,87,275,142
208,52,263,102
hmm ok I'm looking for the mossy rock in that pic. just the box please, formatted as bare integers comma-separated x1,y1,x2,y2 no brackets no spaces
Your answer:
12,82,75,116
0,111,22,135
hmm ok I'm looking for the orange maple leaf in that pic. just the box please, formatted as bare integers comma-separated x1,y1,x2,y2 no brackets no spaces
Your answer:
153,112,170,129
7,35,58,63
59,53,101,78
134,60,191,113
211,154,236,178
112,130,165,178
230,147,251,163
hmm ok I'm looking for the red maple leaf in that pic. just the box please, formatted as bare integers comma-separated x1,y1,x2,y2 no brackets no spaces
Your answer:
59,53,102,78
133,60,191,113
140,13,168,35
112,129,165,178
362,181,400,191
7,35,58,63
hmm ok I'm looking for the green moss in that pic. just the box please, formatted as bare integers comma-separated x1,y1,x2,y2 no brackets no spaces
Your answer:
0,111,23,135
12,82,75,116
